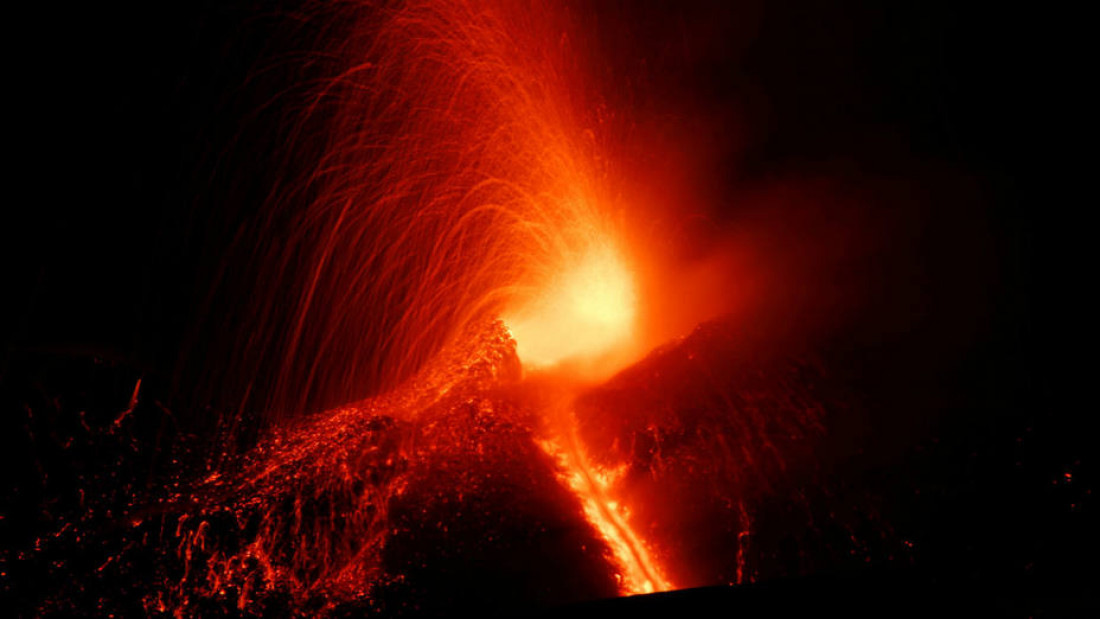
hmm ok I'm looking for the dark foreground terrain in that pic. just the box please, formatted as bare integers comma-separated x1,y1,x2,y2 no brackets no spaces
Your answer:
3,316,1094,616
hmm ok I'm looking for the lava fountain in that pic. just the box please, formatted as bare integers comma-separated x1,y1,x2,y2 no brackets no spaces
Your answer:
204,0,665,425
171,0,704,613
8,0,1028,615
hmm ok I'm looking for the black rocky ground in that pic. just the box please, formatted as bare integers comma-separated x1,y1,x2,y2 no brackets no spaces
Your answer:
2,316,1095,616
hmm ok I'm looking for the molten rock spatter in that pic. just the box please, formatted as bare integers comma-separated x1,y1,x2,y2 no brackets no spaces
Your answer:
165,320,618,616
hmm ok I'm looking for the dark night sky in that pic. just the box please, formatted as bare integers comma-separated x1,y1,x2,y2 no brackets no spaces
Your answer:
3,0,1093,611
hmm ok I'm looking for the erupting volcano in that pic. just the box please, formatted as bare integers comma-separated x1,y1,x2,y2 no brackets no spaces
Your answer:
169,0,694,609
10,0,1073,617
158,0,820,612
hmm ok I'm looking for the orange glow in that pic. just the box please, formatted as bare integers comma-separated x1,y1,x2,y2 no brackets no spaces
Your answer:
506,241,637,369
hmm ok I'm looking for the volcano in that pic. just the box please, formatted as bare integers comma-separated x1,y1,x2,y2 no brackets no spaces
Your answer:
5,0,1091,617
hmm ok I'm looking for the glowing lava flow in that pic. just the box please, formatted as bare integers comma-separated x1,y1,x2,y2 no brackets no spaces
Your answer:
536,396,672,596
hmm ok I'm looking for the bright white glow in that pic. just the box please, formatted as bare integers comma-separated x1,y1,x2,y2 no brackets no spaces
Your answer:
506,242,636,368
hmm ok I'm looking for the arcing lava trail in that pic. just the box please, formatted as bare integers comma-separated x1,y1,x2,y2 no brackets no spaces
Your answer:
207,0,646,424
